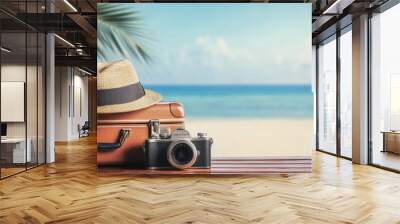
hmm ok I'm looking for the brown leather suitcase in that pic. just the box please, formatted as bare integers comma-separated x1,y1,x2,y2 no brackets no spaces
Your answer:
97,102,185,167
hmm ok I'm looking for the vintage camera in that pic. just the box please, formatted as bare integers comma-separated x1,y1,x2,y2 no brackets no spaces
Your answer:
144,120,213,170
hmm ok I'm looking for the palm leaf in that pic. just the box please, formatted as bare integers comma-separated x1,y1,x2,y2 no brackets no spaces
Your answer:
97,4,151,63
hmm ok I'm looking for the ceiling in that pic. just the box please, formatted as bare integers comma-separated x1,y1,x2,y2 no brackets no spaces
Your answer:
0,0,394,74
0,0,97,73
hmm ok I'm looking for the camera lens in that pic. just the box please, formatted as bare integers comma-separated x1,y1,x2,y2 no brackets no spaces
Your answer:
173,144,194,164
167,140,198,170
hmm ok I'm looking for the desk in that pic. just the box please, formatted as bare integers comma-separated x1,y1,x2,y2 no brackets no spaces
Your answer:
382,131,400,154
1,138,31,163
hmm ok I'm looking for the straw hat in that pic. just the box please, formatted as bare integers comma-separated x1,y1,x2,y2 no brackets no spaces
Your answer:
97,60,161,114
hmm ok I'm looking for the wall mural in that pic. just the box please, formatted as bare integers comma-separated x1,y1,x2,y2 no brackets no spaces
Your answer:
96,3,312,174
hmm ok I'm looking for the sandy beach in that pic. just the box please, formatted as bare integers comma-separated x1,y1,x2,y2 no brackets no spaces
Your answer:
186,118,314,157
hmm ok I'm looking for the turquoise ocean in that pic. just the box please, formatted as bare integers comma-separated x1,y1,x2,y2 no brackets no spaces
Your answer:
146,85,313,119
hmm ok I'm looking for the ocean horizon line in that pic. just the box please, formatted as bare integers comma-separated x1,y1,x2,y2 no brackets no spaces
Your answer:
145,83,312,87
185,116,314,119
145,84,313,118
143,83,312,90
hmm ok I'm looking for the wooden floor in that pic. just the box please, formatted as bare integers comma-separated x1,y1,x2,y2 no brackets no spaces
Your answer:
373,151,400,171
1,136,400,223
0,167,26,178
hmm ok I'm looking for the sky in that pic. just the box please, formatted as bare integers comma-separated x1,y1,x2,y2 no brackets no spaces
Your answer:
102,4,311,85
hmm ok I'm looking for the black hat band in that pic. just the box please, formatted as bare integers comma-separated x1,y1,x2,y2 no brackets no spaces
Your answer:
97,82,146,106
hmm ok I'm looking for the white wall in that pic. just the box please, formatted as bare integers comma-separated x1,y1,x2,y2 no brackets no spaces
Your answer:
55,67,70,141
54,67,89,141
73,74,89,137
1,63,46,164
1,65,37,138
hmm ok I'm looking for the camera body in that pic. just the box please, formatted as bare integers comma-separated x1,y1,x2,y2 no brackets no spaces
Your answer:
144,127,213,170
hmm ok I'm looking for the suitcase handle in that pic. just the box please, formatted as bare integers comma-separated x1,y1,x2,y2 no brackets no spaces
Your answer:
97,129,130,152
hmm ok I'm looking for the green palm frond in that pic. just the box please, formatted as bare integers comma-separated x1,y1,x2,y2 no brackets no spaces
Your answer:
97,4,151,63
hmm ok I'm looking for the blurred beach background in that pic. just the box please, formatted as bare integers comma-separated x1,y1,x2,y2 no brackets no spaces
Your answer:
98,4,313,157
148,84,314,157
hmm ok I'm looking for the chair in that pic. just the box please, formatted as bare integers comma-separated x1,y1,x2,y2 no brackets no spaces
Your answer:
79,121,90,138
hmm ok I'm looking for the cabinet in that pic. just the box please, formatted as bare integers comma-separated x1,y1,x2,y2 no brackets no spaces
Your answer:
382,132,400,154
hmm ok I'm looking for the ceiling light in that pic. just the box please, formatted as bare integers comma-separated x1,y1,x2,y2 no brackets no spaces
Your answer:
54,34,75,48
1,47,11,53
63,0,78,12
78,67,93,76
323,0,341,14
322,0,354,15
76,48,87,56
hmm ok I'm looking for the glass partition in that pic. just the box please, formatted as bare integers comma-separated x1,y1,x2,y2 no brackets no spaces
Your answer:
317,36,337,154
371,4,400,171
339,28,352,158
0,1,46,179
1,30,28,177
27,30,38,169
